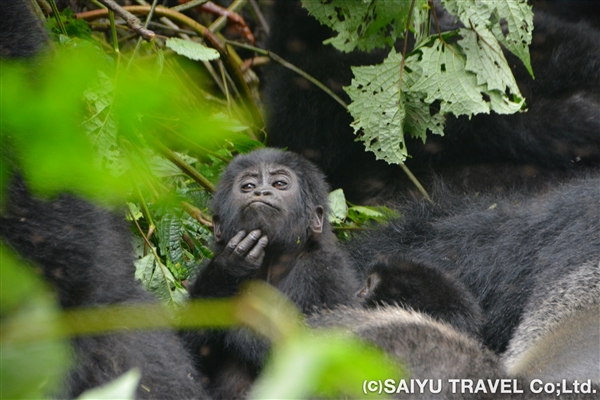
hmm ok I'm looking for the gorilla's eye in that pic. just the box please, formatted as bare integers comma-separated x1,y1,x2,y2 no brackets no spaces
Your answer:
273,180,288,189
241,183,255,192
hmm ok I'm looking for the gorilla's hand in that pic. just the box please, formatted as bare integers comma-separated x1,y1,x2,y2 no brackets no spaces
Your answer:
214,229,269,277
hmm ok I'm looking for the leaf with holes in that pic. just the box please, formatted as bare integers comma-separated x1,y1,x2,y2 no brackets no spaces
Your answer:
459,28,524,113
407,39,490,116
441,0,533,76
346,49,443,165
302,0,415,52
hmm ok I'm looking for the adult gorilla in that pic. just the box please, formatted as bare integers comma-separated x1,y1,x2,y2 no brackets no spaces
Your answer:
1,1,210,398
347,172,600,381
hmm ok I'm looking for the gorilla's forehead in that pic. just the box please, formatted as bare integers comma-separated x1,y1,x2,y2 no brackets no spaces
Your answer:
234,163,297,180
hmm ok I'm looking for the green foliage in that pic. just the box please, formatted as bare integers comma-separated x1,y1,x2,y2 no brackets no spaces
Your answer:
408,30,524,116
166,38,220,61
347,49,445,164
1,247,71,399
328,188,348,224
48,8,93,40
305,0,533,165
328,189,398,239
2,3,410,398
77,369,140,400
303,0,418,52
441,0,533,76
251,330,402,399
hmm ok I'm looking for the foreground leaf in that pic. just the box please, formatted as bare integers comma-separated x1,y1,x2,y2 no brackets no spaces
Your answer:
77,369,140,400
250,330,402,399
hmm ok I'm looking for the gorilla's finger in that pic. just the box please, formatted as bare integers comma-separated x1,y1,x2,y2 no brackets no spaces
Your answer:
246,236,269,266
224,230,247,256
233,229,262,256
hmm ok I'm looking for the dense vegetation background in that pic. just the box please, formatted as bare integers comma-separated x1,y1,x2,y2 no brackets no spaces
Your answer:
1,0,532,398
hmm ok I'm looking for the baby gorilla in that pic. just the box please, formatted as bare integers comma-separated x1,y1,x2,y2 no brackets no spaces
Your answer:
183,148,359,399
357,257,483,338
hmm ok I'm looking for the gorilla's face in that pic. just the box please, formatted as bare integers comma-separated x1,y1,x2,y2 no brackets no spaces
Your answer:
231,162,301,237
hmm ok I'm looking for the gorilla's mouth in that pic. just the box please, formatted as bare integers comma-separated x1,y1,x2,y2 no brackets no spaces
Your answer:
246,200,276,210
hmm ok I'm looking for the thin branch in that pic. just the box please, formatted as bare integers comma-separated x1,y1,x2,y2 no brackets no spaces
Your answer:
153,141,216,193
399,163,432,203
248,0,269,35
428,0,442,37
206,0,254,44
224,40,348,110
47,0,67,35
395,1,431,203
134,183,155,256
426,0,458,58
180,201,213,227
170,0,209,13
240,56,269,72
398,0,416,90
97,0,156,41
108,10,120,53
133,0,228,97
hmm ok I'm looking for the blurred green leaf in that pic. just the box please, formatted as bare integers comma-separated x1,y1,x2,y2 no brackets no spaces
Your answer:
77,369,141,400
1,247,71,399
250,330,402,399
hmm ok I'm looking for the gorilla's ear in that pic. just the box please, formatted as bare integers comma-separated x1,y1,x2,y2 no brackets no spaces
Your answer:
213,215,222,243
310,205,325,237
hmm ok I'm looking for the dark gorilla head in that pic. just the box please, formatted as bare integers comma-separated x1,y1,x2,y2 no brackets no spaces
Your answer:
356,257,484,337
211,148,332,251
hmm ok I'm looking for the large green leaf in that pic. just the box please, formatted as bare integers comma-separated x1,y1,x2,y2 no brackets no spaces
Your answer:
346,49,444,164
441,0,533,76
459,28,525,113
302,0,413,52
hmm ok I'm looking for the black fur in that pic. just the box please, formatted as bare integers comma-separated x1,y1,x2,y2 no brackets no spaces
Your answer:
533,0,600,28
347,174,600,354
263,1,600,203
0,178,210,399
308,306,600,399
357,257,483,338
183,148,359,399
1,2,210,398
0,0,48,59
